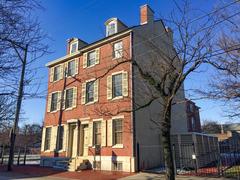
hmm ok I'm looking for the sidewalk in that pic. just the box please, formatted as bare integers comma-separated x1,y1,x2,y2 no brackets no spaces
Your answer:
119,172,236,180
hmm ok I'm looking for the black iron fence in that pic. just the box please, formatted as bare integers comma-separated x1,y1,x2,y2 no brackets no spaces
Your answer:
139,142,240,179
0,145,40,165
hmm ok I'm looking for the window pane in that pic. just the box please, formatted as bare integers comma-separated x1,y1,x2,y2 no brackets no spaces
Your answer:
86,81,94,103
112,74,122,98
93,122,101,145
87,51,96,67
53,66,60,81
45,127,51,150
51,92,58,111
68,60,76,76
65,88,73,108
107,23,116,36
71,43,77,53
58,126,64,150
113,42,122,58
113,119,123,145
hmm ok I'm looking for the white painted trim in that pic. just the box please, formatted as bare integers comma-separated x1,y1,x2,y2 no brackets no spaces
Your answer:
70,41,79,54
46,30,132,67
112,115,124,120
79,117,90,121
112,144,124,148
92,118,103,122
67,119,79,123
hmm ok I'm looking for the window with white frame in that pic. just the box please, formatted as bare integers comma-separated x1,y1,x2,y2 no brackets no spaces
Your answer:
53,65,61,81
113,41,123,59
112,161,123,171
86,81,94,103
44,127,52,151
50,92,59,112
67,60,76,76
65,88,73,109
70,42,78,54
113,119,123,145
107,22,117,36
58,126,64,150
87,50,96,67
93,121,101,146
112,73,122,98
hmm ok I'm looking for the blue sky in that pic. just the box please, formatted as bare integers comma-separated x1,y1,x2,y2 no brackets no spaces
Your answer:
21,0,230,126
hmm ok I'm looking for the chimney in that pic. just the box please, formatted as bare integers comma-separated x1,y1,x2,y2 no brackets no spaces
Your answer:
140,4,154,25
165,26,173,46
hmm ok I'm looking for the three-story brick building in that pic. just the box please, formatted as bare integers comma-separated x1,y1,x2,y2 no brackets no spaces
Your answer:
41,4,188,172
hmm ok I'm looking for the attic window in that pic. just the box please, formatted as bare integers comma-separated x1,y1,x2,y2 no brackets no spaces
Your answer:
70,42,78,54
107,21,117,36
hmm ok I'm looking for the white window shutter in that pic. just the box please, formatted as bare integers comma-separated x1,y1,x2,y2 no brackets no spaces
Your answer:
81,83,86,104
95,48,100,64
47,93,52,112
122,71,128,97
75,58,79,75
41,127,46,152
50,67,54,82
57,92,62,111
50,126,56,151
94,79,99,102
101,120,106,147
63,124,68,151
59,64,63,79
83,53,87,68
107,119,113,146
62,90,66,110
107,75,112,100
72,87,77,108
88,122,93,147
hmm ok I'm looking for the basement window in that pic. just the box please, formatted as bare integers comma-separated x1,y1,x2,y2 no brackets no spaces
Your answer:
112,161,123,171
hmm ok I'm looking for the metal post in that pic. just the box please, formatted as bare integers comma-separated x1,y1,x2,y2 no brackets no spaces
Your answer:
17,148,21,165
172,144,177,175
23,145,27,165
192,143,197,174
1,145,5,164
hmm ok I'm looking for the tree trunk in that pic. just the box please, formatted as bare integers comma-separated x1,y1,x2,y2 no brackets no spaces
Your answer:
161,101,175,180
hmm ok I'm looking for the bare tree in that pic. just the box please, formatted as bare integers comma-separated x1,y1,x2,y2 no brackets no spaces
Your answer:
0,0,49,171
201,1,240,118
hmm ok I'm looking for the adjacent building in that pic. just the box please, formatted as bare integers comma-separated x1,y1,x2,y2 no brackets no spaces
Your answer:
40,4,189,172
185,99,202,133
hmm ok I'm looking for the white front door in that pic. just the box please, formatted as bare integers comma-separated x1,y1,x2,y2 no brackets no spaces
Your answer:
83,125,89,157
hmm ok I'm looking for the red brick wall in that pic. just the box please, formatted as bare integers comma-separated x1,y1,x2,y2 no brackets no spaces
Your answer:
186,100,202,133
43,34,133,157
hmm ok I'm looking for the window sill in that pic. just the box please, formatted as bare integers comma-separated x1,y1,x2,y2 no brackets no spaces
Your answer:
111,96,124,101
52,79,62,83
112,56,123,61
85,101,95,106
44,150,51,153
64,106,76,111
86,64,96,69
112,144,124,149
49,110,58,113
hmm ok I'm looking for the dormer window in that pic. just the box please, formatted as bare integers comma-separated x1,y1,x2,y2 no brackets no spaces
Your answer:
107,21,117,36
70,42,78,54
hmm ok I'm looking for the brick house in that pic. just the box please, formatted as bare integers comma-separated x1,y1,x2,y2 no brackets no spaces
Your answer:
40,5,188,172
185,99,202,133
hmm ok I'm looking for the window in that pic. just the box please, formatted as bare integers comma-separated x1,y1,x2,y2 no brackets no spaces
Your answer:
93,161,101,170
50,92,59,112
86,81,94,103
113,41,123,59
44,127,52,151
93,121,101,146
70,42,78,54
113,119,123,145
87,51,96,67
53,65,61,81
65,88,73,109
112,161,123,171
112,74,122,98
191,117,195,130
107,22,116,36
58,126,64,150
67,60,76,76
